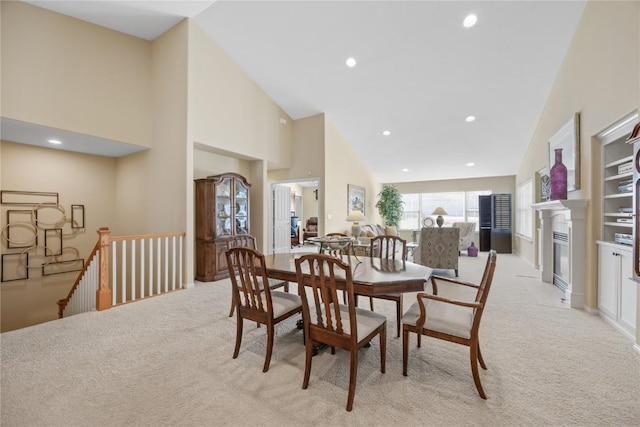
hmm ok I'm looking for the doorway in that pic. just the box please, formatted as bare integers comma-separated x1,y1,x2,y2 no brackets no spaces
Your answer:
269,179,320,254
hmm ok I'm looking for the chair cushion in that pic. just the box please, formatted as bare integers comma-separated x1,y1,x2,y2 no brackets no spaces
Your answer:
310,303,386,341
402,299,473,339
270,292,302,317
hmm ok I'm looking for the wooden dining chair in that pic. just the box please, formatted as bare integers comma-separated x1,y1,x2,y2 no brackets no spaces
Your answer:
402,250,497,399
295,253,387,412
226,247,302,372
227,234,289,317
368,235,407,337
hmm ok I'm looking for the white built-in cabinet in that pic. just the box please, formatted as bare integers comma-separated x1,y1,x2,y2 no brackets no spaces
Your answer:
597,242,637,339
597,112,639,342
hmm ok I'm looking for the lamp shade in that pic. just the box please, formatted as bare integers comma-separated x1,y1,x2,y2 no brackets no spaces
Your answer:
431,207,448,216
346,210,367,222
431,207,447,228
346,210,367,238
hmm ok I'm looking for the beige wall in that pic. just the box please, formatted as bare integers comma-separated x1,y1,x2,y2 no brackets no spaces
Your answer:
324,117,382,234
0,141,117,331
187,21,293,167
515,1,639,316
0,2,152,148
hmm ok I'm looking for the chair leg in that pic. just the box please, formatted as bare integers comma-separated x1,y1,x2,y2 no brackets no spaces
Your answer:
369,297,374,311
395,297,402,338
417,333,421,348
346,348,358,411
402,328,409,376
470,341,487,399
284,281,289,293
380,327,386,374
228,299,235,317
455,269,459,277
263,324,274,373
477,341,487,370
302,338,314,390
233,316,243,359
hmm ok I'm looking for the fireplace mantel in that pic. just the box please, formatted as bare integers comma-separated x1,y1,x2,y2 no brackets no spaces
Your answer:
532,199,589,308
532,199,589,213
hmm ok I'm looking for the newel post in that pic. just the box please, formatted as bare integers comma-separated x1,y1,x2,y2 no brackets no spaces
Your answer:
96,227,112,311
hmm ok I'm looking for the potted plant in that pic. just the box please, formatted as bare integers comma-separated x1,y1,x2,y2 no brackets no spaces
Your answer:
375,185,404,228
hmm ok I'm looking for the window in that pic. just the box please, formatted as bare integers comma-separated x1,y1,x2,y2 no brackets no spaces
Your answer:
399,190,491,230
399,194,420,230
516,179,533,239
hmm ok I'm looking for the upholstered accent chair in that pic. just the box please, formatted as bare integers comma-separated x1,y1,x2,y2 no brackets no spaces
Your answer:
414,227,460,276
452,222,477,254
303,217,318,241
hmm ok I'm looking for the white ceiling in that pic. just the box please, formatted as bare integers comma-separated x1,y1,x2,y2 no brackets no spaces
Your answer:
8,0,586,183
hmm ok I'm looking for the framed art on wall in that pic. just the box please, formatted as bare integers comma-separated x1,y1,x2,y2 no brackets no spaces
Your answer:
347,184,365,215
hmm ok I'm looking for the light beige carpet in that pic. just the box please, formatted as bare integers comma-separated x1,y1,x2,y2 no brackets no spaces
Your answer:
1,253,639,426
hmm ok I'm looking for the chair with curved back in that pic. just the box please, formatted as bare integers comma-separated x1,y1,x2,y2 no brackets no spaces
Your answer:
452,222,477,254
302,217,319,241
368,235,407,337
295,253,387,411
402,250,497,398
227,234,289,317
226,247,302,373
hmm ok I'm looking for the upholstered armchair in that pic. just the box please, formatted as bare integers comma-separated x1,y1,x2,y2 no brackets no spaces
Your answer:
413,227,460,276
452,222,477,254
302,217,318,241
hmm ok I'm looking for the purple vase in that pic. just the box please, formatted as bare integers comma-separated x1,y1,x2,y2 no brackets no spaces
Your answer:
550,148,567,200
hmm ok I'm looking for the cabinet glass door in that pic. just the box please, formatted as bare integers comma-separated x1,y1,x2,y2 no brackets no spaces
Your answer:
216,177,232,236
235,179,249,235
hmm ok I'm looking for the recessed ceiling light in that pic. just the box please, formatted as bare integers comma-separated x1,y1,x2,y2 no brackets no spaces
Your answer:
463,14,478,28
48,139,62,145
402,168,409,172
465,115,476,122
345,57,357,68
466,162,475,167
382,130,391,136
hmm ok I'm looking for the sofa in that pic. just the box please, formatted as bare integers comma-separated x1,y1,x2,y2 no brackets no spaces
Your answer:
346,223,399,257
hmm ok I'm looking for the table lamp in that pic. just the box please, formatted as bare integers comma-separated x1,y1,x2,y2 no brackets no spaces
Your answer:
346,210,367,238
431,207,448,228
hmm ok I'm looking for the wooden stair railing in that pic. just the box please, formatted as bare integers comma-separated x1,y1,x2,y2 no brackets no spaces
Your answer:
58,227,186,318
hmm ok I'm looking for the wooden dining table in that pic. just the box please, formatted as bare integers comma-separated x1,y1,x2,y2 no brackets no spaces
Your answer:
263,252,433,295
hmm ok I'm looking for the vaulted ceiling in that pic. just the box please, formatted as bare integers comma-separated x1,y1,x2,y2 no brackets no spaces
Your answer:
14,1,586,183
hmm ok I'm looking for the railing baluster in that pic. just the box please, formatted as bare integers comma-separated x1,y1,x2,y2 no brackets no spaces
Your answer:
141,238,146,298
171,236,176,290
149,238,154,296
164,237,169,292
121,240,126,304
131,239,136,301
111,241,117,306
156,237,161,294
178,236,183,290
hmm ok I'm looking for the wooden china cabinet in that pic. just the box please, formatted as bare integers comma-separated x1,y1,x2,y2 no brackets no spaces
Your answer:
195,173,251,281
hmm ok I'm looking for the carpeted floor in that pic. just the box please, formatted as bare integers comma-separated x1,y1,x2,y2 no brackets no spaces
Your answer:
1,252,639,426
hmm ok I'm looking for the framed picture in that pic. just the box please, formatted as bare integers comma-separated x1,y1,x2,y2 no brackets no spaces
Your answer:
536,167,551,202
548,113,580,192
347,184,365,215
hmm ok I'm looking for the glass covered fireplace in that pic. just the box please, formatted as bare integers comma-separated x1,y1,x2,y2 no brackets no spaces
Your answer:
553,231,570,292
